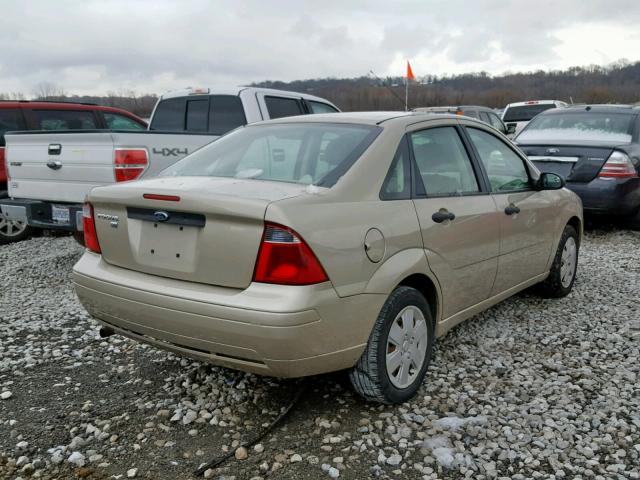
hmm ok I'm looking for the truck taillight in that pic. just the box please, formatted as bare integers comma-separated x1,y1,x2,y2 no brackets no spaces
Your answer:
82,203,101,253
598,151,638,179
114,149,148,182
253,223,328,285
0,147,7,183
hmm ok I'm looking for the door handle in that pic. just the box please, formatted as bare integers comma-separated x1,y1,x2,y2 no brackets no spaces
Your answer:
46,161,62,170
505,204,520,215
432,211,455,223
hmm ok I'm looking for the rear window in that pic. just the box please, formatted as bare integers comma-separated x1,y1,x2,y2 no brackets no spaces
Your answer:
517,112,635,144
0,109,25,146
150,98,186,131
32,110,97,130
265,96,304,119
186,99,209,132
162,123,380,188
503,104,557,122
209,95,246,135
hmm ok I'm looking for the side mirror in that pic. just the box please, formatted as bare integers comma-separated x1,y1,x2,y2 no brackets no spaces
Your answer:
506,124,516,135
538,172,565,190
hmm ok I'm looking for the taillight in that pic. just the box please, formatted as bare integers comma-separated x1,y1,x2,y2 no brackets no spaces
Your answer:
253,223,328,285
114,149,148,182
598,151,638,178
0,147,7,182
82,203,101,253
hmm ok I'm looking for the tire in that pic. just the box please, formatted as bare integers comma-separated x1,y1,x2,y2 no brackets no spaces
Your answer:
537,225,579,298
0,210,31,245
349,286,434,404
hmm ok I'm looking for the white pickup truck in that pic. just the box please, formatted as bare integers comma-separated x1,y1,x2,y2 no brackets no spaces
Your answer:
0,87,339,242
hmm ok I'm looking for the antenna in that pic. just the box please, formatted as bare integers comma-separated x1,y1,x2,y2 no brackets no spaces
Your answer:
368,70,407,109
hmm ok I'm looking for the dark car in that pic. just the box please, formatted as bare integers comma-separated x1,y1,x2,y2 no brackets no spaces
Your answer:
413,106,508,135
0,101,147,244
515,105,640,228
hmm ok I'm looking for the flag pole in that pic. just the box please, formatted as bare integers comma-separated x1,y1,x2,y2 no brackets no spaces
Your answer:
405,75,408,111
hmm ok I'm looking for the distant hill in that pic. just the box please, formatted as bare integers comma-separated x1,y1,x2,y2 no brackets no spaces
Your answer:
3,60,638,116
254,60,640,111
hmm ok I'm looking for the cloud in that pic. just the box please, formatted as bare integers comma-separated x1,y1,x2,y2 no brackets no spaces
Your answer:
0,0,638,96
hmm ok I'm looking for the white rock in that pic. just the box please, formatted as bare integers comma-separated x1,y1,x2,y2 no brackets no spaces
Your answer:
127,468,138,478
328,466,340,478
290,454,302,463
1,391,12,400
68,452,86,467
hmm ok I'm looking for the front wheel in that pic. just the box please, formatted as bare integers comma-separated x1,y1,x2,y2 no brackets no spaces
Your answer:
0,210,31,245
537,224,579,298
349,286,434,404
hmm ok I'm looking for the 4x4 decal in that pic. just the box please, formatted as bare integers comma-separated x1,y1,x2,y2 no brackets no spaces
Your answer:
152,147,188,157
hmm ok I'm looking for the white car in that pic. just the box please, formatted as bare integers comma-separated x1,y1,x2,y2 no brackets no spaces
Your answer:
502,100,568,137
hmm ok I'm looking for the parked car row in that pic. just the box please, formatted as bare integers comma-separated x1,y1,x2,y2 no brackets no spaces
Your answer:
1,85,638,403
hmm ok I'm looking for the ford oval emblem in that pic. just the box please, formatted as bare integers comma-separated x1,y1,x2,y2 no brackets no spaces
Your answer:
153,211,170,222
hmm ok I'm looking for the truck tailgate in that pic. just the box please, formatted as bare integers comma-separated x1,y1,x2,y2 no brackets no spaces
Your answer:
6,132,116,203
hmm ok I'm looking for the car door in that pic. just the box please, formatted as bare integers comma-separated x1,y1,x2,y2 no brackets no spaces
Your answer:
409,123,500,319
464,125,556,294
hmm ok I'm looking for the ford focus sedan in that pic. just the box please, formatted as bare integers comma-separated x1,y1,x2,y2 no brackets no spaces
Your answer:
73,112,583,404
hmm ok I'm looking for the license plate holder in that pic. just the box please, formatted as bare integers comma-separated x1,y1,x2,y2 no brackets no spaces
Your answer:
51,204,70,224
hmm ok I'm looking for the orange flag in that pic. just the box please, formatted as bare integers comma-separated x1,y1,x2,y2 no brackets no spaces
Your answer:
406,61,415,81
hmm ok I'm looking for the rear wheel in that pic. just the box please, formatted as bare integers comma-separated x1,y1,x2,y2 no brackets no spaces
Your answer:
0,210,30,245
537,225,578,298
349,286,434,404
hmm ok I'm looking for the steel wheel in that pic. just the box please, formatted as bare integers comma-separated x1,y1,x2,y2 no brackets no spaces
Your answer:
0,211,27,239
560,236,577,288
386,305,429,389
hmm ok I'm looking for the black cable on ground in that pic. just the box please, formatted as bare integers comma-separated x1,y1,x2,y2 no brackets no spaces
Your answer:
193,379,308,476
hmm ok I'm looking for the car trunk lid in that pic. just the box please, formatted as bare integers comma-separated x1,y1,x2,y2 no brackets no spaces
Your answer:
518,144,618,183
89,176,313,289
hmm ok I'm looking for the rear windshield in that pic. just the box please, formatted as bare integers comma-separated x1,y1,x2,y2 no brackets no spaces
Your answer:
162,123,380,187
503,104,557,122
517,112,635,144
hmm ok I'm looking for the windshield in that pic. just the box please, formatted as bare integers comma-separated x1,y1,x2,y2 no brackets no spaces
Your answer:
517,112,635,144
503,104,557,122
161,123,380,187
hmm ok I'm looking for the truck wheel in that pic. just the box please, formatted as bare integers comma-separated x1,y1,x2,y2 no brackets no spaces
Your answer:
0,210,31,244
349,286,434,404
537,225,579,298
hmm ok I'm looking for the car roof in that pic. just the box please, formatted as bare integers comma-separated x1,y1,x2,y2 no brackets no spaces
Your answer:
505,100,565,108
540,104,640,115
413,105,495,112
159,86,335,104
250,111,483,127
0,100,144,118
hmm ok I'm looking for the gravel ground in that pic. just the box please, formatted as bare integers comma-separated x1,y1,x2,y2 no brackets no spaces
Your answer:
1,227,639,480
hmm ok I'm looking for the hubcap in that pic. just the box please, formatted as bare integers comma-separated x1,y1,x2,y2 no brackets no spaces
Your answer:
560,236,577,288
0,211,27,238
386,305,429,389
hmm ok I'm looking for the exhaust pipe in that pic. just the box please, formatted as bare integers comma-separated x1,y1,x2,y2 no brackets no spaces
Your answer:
99,327,115,338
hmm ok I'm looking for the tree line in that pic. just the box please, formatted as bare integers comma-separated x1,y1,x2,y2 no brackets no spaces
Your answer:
1,60,639,117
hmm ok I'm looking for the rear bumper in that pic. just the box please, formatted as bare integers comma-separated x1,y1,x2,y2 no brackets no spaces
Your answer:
567,177,640,215
0,198,83,231
73,252,385,378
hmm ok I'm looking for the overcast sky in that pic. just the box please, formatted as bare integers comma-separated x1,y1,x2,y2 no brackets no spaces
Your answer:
1,0,639,96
